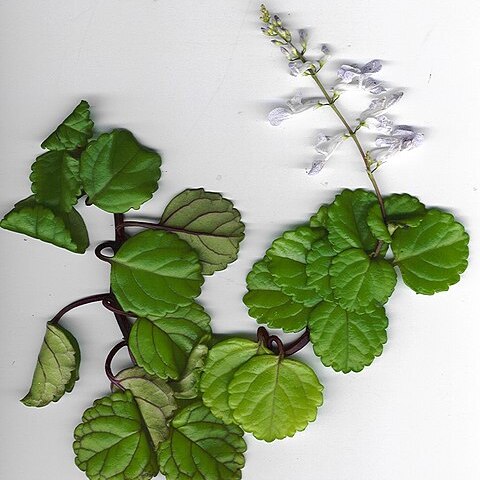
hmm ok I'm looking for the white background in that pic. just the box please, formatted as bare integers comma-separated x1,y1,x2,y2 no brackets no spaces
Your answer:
1,1,479,479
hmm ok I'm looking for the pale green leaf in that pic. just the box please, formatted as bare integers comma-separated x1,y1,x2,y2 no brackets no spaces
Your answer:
309,204,329,228
73,390,158,480
160,189,245,275
327,189,378,252
244,257,312,333
114,367,177,447
305,237,336,299
309,301,388,373
21,322,80,407
266,225,325,306
30,150,82,212
129,303,211,380
80,129,161,213
0,196,89,253
392,209,469,294
41,100,93,151
329,248,397,311
158,401,246,480
228,355,323,441
111,230,204,317
200,338,271,424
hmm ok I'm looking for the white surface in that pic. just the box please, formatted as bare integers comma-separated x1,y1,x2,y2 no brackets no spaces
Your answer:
1,1,479,479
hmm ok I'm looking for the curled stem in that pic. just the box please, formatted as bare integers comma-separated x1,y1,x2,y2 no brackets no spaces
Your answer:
256,326,310,357
50,293,110,325
105,340,128,390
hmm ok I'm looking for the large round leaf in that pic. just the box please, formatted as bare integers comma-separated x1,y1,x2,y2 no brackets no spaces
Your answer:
228,355,323,441
73,390,158,480
244,257,312,333
309,301,388,373
329,248,397,311
392,209,469,294
200,338,271,424
158,402,246,480
159,188,245,275
111,230,204,317
80,129,161,213
129,303,211,380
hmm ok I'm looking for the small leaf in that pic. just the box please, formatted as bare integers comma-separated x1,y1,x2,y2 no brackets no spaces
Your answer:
384,193,426,227
366,204,391,243
305,237,337,299
158,401,246,480
21,322,80,407
0,196,89,253
114,366,177,447
244,257,312,333
160,189,245,274
200,338,271,424
228,355,323,441
129,303,211,380
309,301,388,373
30,150,82,212
171,343,209,399
392,209,469,294
80,129,161,213
309,204,329,228
329,248,397,311
41,100,93,151
111,230,204,317
327,189,378,252
266,225,325,306
73,390,158,480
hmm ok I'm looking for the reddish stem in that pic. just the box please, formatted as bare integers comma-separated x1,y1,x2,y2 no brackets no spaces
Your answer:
50,293,110,325
105,341,127,390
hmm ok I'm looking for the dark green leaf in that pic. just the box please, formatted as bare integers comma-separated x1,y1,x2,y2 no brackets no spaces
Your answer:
158,401,246,480
41,100,93,151
160,189,245,275
309,204,329,228
80,129,161,213
305,237,336,300
392,209,469,294
366,204,391,243
384,193,427,227
73,390,158,480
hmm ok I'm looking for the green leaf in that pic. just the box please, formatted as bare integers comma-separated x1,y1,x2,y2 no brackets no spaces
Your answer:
366,204,391,243
73,390,158,480
30,150,82,212
158,401,246,480
266,225,325,306
327,189,378,252
329,248,397,311
129,303,211,380
0,196,89,253
392,209,469,294
305,237,337,299
200,338,271,424
21,322,80,407
160,189,245,275
384,193,426,227
228,355,323,441
41,100,93,151
309,204,329,228
309,301,388,373
111,230,204,317
80,129,161,213
244,257,312,333
114,367,177,447
171,343,209,400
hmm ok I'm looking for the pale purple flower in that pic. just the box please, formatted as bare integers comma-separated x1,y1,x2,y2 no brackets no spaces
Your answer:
336,59,386,94
307,132,345,175
268,92,322,126
288,60,316,76
359,91,404,121
363,115,394,134
371,125,424,163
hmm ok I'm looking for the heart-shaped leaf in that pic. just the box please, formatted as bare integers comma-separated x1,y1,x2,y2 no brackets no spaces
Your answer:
80,129,161,213
309,301,388,373
329,248,397,311
228,355,323,441
21,322,80,407
244,257,312,333
114,367,177,447
200,338,271,424
41,100,93,151
30,150,82,212
159,189,245,274
392,209,469,294
111,230,204,317
158,401,246,480
73,390,158,480
128,303,211,380
0,196,89,253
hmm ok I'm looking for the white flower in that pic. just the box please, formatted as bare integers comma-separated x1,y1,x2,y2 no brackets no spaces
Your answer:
307,132,345,175
371,125,424,163
336,59,386,94
359,91,403,120
268,92,322,126
288,60,316,76
279,44,299,60
362,115,394,134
